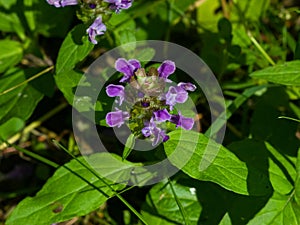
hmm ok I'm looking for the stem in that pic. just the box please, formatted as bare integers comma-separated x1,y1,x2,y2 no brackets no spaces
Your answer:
0,66,54,96
247,31,276,66
168,178,189,225
278,116,300,123
0,102,68,150
53,141,149,225
221,0,229,19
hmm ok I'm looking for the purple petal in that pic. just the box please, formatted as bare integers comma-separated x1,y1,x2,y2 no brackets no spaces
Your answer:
128,59,141,71
158,60,176,79
106,84,125,105
46,0,61,7
153,109,171,122
61,0,78,7
106,110,129,127
104,0,132,13
178,82,196,92
165,86,188,109
170,112,194,130
86,17,106,44
115,58,135,82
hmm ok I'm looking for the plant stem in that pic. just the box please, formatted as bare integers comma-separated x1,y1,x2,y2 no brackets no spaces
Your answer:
0,66,54,96
247,31,276,66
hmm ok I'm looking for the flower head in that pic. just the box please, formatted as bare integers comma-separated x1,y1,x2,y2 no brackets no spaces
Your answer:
86,16,106,44
46,0,78,7
104,0,132,13
106,58,196,146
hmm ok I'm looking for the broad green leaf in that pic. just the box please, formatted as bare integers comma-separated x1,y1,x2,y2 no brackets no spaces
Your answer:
56,24,94,75
164,130,272,196
247,191,300,225
0,40,23,73
228,139,294,195
0,117,24,140
250,60,300,86
0,68,44,124
142,180,201,225
197,0,222,32
295,148,300,205
6,153,150,225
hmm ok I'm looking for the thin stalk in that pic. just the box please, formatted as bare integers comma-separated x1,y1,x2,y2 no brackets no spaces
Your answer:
278,116,300,123
168,178,189,225
53,141,149,225
247,31,276,66
0,66,54,96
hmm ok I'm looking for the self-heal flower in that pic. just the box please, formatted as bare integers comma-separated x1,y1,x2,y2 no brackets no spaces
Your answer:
106,110,129,127
46,0,78,7
142,118,169,146
153,109,171,122
170,111,194,130
86,16,106,45
115,58,141,83
106,84,125,106
104,0,132,13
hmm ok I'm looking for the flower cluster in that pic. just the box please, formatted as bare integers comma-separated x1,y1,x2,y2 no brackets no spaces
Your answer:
46,0,133,44
105,58,196,146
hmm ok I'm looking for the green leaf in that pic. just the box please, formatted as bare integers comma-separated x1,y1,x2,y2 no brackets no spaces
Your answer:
228,139,294,195
164,130,272,196
0,117,24,140
122,134,135,160
219,213,232,225
250,60,300,86
295,148,300,205
56,24,94,75
142,180,201,225
0,40,23,73
6,153,149,225
0,68,44,124
247,191,300,225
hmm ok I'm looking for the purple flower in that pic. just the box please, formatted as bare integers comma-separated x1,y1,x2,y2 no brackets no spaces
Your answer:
142,118,169,146
46,0,78,7
170,112,194,130
165,86,188,109
158,60,176,81
106,84,125,106
115,58,141,83
104,0,132,13
86,16,106,44
106,110,129,127
178,82,197,92
153,109,171,122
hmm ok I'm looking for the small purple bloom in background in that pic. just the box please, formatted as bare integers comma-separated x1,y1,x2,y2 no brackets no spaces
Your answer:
115,58,141,83
86,16,106,45
104,0,132,13
170,111,194,130
106,58,196,146
157,60,176,81
106,84,125,106
46,0,78,7
154,109,171,122
142,118,169,146
106,110,129,127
